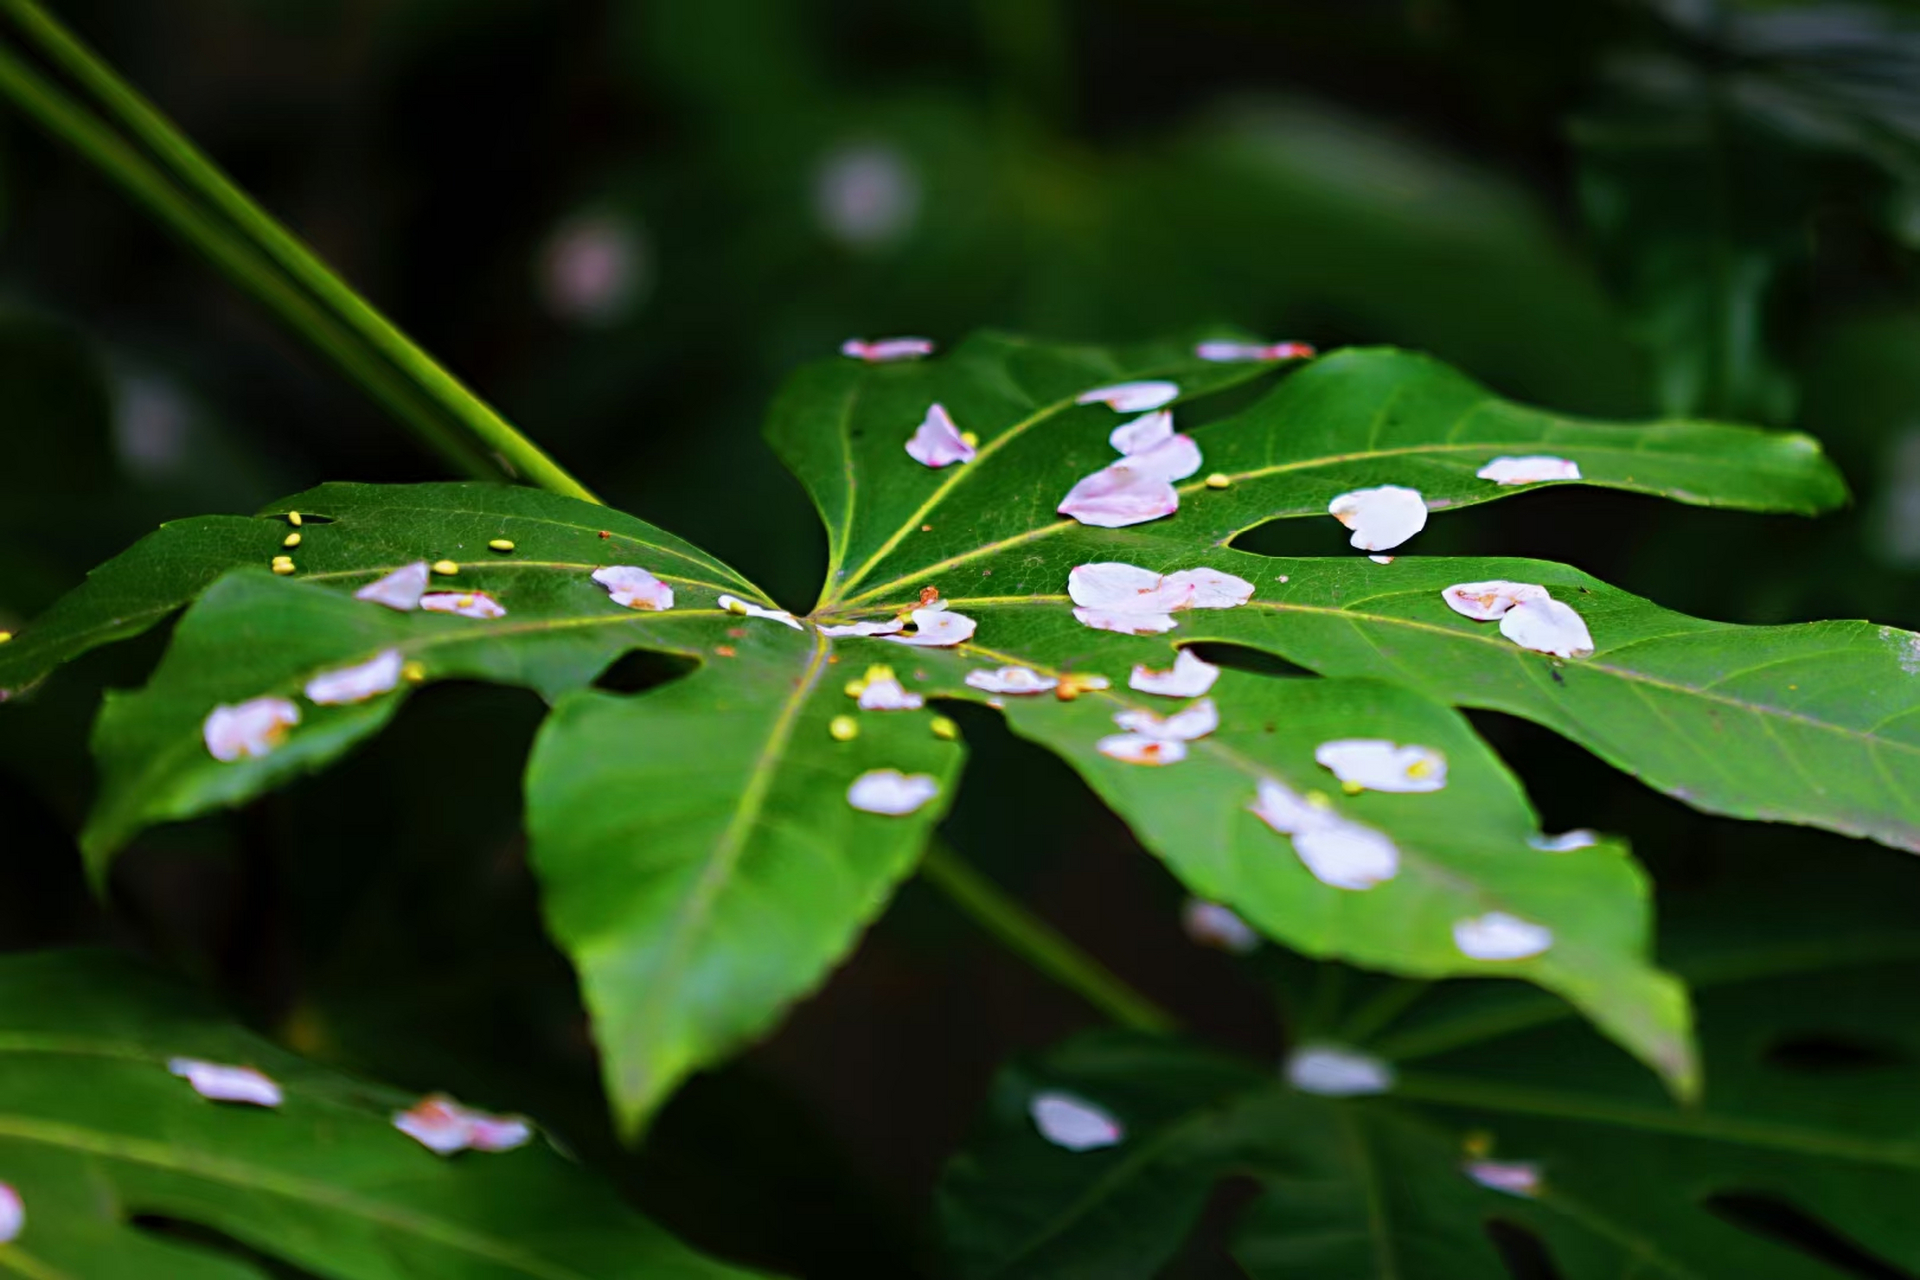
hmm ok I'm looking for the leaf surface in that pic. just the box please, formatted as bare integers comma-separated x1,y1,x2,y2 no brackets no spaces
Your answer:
0,949,762,1279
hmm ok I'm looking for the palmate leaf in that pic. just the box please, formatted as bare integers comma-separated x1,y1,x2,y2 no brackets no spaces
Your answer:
0,948,759,1279
2,332,1871,1125
935,858,1920,1279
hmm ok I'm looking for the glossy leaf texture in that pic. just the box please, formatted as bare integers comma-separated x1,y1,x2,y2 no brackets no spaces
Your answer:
0,948,760,1279
936,857,1920,1279
50,482,960,1133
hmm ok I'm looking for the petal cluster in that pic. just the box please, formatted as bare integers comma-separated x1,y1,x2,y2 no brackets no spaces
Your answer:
393,1094,533,1156
1069,562,1253,634
1129,648,1220,698
1314,738,1447,793
1249,778,1400,889
593,565,675,611
1442,579,1594,659
1099,696,1218,766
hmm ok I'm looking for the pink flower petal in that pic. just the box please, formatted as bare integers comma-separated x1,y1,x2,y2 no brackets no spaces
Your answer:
420,592,507,619
1073,607,1178,635
593,565,675,611
1195,340,1315,362
0,1183,21,1244
355,562,430,611
1328,485,1428,552
842,337,934,362
1466,1160,1543,1198
1160,567,1253,609
1125,433,1203,483
1441,580,1549,621
1130,649,1221,698
203,697,300,762
394,1094,534,1156
1477,455,1581,485
304,649,405,706
169,1058,283,1108
1068,562,1191,613
1097,733,1187,765
1076,381,1179,413
964,666,1058,695
1108,410,1174,456
847,769,941,815
1181,899,1260,954
1057,465,1180,529
1029,1091,1123,1150
905,403,976,468
1113,697,1218,742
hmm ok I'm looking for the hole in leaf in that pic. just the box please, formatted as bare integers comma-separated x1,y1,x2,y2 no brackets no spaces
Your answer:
1484,1218,1563,1280
131,1215,327,1279
1704,1193,1914,1280
592,647,699,694
1764,1034,1908,1074
1184,642,1314,679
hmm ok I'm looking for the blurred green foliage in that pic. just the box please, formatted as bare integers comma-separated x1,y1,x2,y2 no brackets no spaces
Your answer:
6,0,1920,1275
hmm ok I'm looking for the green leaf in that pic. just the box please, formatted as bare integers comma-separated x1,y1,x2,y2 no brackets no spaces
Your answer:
936,868,1920,1279
0,948,761,1279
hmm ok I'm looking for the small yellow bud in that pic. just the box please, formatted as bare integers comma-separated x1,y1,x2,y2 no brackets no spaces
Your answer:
271,558,296,576
724,598,751,615
930,716,958,741
0,631,13,644
1204,472,1232,489
282,532,301,548
1341,779,1365,796
1463,1130,1494,1158
960,431,979,447
829,715,859,742
1304,788,1333,809
488,538,515,552
287,511,303,527
862,664,896,684
431,560,460,576
401,661,427,683
1405,757,1437,778
844,679,868,698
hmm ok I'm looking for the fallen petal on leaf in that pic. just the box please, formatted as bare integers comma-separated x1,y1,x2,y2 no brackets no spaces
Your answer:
1074,607,1178,634
393,1094,534,1156
1500,598,1595,658
1466,1160,1543,1198
168,1058,283,1108
841,336,933,362
1181,899,1260,954
1249,779,1400,889
1097,733,1188,766
304,648,405,706
885,606,976,646
718,594,805,630
1161,567,1254,609
420,592,507,620
1130,649,1220,698
1314,738,1447,792
1478,455,1581,485
1454,912,1554,960
1029,1091,1123,1151
819,618,906,637
847,769,941,815
592,565,675,611
1113,696,1218,742
906,403,976,468
203,697,300,762
1285,1044,1396,1096
354,561,430,611
857,670,925,710
1329,485,1428,551
1195,340,1315,362
1077,381,1179,413
965,666,1058,695
1441,580,1550,621
1530,829,1599,852
1108,409,1175,455
1057,464,1180,529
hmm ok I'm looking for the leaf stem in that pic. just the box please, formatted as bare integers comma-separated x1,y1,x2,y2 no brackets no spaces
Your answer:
0,0,601,503
920,841,1179,1034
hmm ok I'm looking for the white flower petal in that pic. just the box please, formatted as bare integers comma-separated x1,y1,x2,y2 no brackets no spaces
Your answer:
965,666,1058,695
1499,598,1594,659
1057,464,1181,529
1077,381,1180,413
420,592,507,619
1441,580,1550,621
857,673,925,710
1477,455,1581,485
1293,823,1401,890
1130,649,1221,698
847,769,940,815
1466,1160,1542,1198
1030,1091,1123,1151
1124,432,1203,483
168,1058,283,1108
1284,1045,1396,1097
1074,607,1178,635
1181,899,1260,954
1368,554,1394,565
1160,567,1254,609
1247,777,1330,834
393,1094,534,1157
718,594,805,630
1108,410,1174,455
1097,733,1188,765
1314,739,1448,793
1069,562,1180,611
1328,485,1428,551
1195,340,1316,362
905,402,976,468
203,697,300,762
593,565,675,611
1454,912,1554,960
841,336,933,362
355,562,430,611
885,606,976,647
819,618,906,637
0,1183,20,1244
1113,697,1218,742
304,649,405,706
1529,829,1599,852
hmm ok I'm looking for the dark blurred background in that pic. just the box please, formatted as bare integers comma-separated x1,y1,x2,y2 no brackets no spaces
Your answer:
6,1,1920,1275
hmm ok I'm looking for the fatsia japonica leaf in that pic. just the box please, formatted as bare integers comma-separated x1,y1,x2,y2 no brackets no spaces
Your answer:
0,948,760,1279
936,864,1920,1280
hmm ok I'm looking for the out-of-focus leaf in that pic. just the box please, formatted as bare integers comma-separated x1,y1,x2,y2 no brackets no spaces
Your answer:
937,860,1920,1278
0,948,762,1279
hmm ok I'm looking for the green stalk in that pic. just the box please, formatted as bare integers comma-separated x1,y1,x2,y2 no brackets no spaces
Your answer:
0,0,600,504
0,41,499,480
921,842,1180,1034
